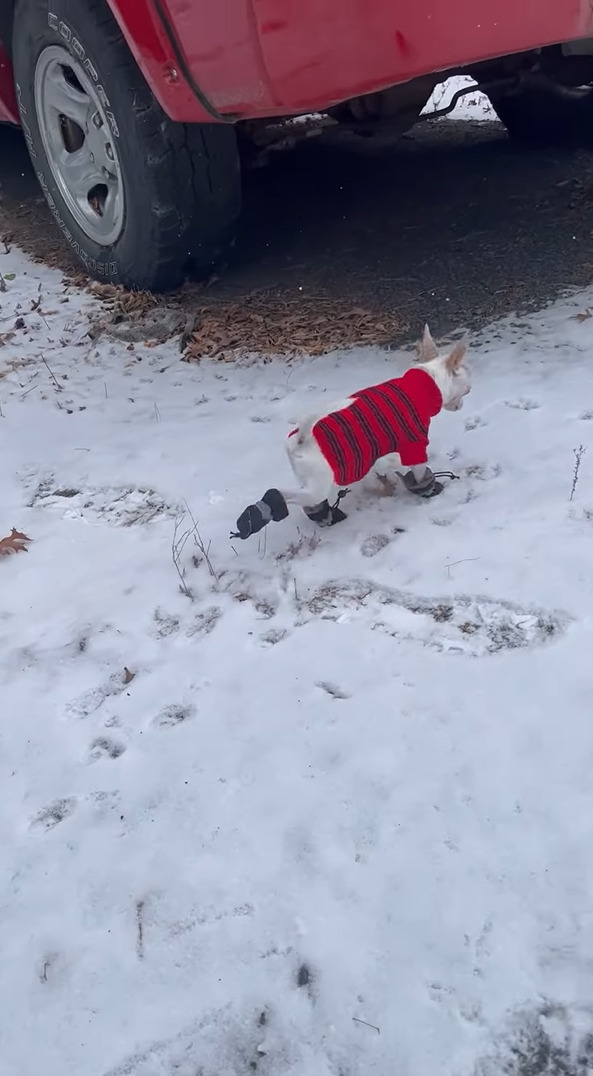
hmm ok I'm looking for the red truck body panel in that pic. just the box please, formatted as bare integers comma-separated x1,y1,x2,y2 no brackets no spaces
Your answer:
1,0,593,124
0,41,17,122
153,0,593,119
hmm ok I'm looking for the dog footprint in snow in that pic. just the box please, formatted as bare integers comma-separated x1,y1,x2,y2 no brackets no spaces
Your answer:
464,415,487,431
30,797,77,831
427,980,456,1003
316,680,350,700
464,463,501,482
274,533,321,563
64,669,132,719
152,704,195,728
296,962,316,1001
260,627,288,648
88,737,126,762
186,606,222,639
505,398,540,411
360,534,390,558
240,1007,271,1073
88,790,121,820
152,608,180,639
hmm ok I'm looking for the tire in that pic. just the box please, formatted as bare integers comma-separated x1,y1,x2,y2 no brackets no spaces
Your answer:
12,0,241,290
487,79,593,148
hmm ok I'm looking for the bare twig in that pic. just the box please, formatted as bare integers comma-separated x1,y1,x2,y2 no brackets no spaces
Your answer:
183,500,219,583
41,354,62,392
171,516,195,600
446,556,480,578
135,900,145,960
570,444,586,502
352,1017,380,1034
19,382,39,400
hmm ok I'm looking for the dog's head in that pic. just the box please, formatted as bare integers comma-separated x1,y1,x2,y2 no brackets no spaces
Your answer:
415,324,471,412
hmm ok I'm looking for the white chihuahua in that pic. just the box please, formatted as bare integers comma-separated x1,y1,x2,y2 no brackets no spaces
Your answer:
232,325,470,540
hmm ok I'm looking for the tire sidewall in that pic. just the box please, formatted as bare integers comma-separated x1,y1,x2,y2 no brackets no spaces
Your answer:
13,0,152,280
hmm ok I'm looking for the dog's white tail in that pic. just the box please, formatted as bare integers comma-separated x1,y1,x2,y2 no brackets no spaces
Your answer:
290,414,319,447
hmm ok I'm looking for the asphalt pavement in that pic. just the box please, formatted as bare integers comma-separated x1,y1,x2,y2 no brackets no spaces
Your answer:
2,116,593,341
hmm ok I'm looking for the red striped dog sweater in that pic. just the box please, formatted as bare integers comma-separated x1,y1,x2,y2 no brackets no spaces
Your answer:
309,368,443,486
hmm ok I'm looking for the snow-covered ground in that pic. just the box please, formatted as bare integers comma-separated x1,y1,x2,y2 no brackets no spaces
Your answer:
2,249,593,1076
423,75,496,121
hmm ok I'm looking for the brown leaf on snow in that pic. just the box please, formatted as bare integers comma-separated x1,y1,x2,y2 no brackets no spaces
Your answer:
571,309,592,323
0,528,33,555
0,331,15,347
123,666,135,684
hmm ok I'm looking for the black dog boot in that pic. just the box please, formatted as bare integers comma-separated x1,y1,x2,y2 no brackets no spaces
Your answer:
401,467,444,499
304,488,349,526
304,500,332,525
231,488,289,540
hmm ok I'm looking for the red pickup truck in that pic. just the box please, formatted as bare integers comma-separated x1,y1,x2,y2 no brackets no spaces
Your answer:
1,1,593,290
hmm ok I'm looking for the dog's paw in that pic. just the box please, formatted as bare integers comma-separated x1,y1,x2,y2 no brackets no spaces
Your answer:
374,473,398,497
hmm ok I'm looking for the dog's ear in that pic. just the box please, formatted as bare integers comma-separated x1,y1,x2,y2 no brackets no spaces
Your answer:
445,339,468,373
416,323,438,362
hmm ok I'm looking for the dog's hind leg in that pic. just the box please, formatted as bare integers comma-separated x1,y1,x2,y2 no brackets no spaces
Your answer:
283,437,345,523
232,432,349,541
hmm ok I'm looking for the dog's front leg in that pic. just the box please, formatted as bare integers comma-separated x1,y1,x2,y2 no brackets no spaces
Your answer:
375,452,402,478
375,452,401,496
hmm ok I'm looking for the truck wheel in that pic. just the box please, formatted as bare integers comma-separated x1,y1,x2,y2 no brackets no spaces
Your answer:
487,80,593,148
12,0,240,290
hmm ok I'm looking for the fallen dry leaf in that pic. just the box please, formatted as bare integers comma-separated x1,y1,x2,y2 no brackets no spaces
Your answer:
182,292,406,362
123,666,135,684
90,282,159,317
571,309,592,323
0,528,32,555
